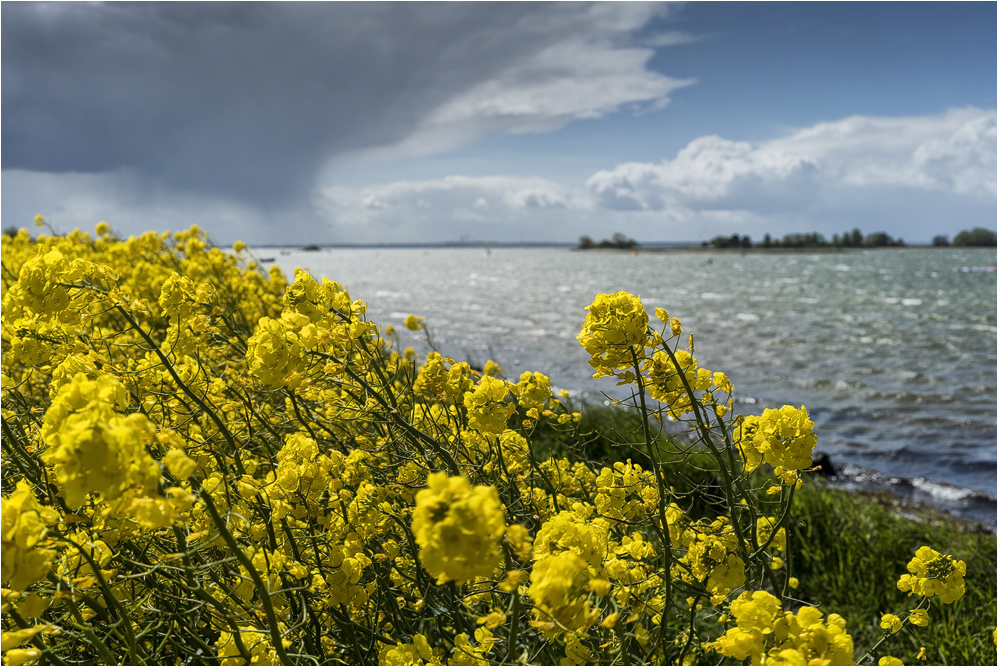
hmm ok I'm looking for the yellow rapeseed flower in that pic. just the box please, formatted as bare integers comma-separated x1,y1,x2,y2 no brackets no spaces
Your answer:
216,628,276,666
711,590,854,665
464,376,515,435
533,509,608,570
578,291,650,379
642,349,711,417
41,373,160,509
411,473,505,584
737,405,817,482
880,613,902,633
245,316,309,389
3,648,41,666
897,546,966,604
505,524,533,562
756,516,786,551
1,481,60,591
511,371,552,411
528,552,592,634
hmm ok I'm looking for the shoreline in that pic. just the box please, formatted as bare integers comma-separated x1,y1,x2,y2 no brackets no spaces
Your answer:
239,242,997,252
571,245,996,253
818,476,996,535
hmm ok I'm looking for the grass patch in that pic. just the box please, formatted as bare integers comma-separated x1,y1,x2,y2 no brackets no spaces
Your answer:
792,482,996,664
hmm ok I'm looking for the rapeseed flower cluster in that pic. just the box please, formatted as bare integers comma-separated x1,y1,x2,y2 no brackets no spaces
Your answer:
1,482,60,592
677,517,746,605
412,473,506,584
528,551,594,634
897,546,966,604
711,590,854,665
511,371,552,411
464,376,516,435
40,373,160,509
0,225,978,666
577,291,650,380
737,405,818,485
593,460,659,523
643,349,713,417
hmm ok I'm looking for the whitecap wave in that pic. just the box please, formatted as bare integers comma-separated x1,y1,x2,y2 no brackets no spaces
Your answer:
910,477,976,502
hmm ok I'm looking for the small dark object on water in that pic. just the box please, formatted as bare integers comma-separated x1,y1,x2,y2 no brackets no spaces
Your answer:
259,257,275,263
812,451,838,479
302,244,322,251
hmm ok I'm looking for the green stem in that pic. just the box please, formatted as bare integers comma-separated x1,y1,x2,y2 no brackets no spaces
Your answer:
676,594,702,665
196,484,293,666
502,544,522,664
62,536,143,664
326,355,461,475
66,598,118,664
115,305,246,475
170,525,255,664
630,348,675,646
659,343,752,563
2,418,44,482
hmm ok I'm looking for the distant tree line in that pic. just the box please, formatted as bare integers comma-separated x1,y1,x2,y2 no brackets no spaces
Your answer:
702,227,997,249
704,228,904,249
577,232,639,250
932,228,998,247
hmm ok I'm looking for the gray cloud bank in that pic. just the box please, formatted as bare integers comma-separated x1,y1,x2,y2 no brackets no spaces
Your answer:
2,1,684,207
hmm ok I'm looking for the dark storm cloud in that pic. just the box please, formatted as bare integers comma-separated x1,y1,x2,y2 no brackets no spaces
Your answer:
2,2,673,206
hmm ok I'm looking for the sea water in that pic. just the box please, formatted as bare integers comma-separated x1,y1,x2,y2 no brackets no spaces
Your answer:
262,246,997,525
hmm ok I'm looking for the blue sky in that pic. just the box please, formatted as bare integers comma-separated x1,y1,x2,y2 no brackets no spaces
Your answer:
3,2,995,245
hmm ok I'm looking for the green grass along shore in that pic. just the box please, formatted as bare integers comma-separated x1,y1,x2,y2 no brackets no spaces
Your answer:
536,404,997,665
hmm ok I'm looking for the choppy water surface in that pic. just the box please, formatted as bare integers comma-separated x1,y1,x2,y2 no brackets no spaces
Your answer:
265,246,997,524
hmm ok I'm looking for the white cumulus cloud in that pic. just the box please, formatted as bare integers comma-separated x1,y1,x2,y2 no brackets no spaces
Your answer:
586,107,997,213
